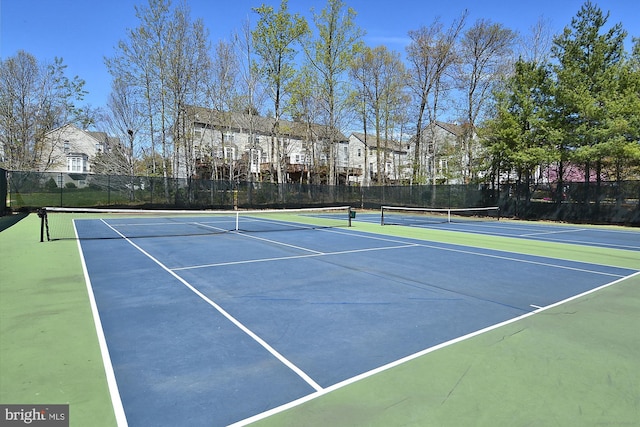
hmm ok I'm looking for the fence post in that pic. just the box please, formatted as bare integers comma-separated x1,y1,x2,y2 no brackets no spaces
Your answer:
59,173,63,207
0,168,6,215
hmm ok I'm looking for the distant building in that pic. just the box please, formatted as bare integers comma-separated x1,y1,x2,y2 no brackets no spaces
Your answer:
347,132,409,185
39,124,118,186
183,107,349,184
408,121,478,184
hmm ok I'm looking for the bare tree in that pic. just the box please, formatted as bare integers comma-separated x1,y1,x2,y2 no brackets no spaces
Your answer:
99,79,145,178
233,17,266,182
456,19,516,183
349,48,373,186
406,12,467,184
252,0,308,187
350,45,407,184
169,4,211,184
106,0,172,196
0,51,86,171
304,0,364,185
287,65,323,184
518,16,554,66
106,0,212,203
203,39,239,180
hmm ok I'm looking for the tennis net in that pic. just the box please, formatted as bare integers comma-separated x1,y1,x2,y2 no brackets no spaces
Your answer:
39,206,353,241
380,206,500,226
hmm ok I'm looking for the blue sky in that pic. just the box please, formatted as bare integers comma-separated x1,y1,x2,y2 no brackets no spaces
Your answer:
1,0,638,110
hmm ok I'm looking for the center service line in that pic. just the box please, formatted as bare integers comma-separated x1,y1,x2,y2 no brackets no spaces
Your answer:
99,219,324,393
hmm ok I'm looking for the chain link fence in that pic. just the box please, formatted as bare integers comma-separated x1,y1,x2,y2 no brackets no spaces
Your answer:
6,171,639,225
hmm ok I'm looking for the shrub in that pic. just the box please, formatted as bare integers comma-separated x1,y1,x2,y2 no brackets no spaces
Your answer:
44,177,58,192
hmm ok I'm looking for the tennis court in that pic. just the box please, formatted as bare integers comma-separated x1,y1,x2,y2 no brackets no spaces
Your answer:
43,208,637,426
364,206,640,251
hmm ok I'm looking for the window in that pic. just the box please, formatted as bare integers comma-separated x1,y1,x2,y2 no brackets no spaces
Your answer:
66,154,88,173
63,141,70,153
249,149,261,173
224,147,235,160
214,146,235,160
439,158,448,173
357,148,362,157
95,143,103,153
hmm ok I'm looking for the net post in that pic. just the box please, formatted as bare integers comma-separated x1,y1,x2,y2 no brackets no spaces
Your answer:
37,208,47,242
447,209,451,223
380,206,384,226
235,211,240,231
348,206,352,227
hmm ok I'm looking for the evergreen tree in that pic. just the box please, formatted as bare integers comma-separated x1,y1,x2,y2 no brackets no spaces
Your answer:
484,59,555,194
551,1,628,193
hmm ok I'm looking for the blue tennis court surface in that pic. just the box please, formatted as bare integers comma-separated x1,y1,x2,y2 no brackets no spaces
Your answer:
359,211,640,251
75,215,638,426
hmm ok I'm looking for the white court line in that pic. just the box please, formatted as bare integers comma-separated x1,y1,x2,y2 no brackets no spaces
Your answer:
319,227,630,278
74,222,129,427
171,224,625,276
520,235,640,251
225,230,325,254
98,219,324,393
230,270,640,426
370,216,640,249
171,243,419,271
520,228,588,237
218,224,630,278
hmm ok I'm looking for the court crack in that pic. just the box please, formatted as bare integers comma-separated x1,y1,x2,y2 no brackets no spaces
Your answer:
494,327,527,344
441,364,472,405
384,397,410,411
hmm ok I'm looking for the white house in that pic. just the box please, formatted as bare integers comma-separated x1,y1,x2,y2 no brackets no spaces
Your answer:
348,132,409,185
40,124,117,186
409,121,478,185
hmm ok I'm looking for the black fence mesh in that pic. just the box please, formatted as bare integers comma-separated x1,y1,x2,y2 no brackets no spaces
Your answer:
0,168,7,216
7,171,640,225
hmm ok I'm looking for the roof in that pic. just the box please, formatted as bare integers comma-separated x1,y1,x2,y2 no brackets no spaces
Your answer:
187,106,348,142
433,121,466,137
350,132,407,153
406,121,472,144
45,123,97,140
46,124,120,147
